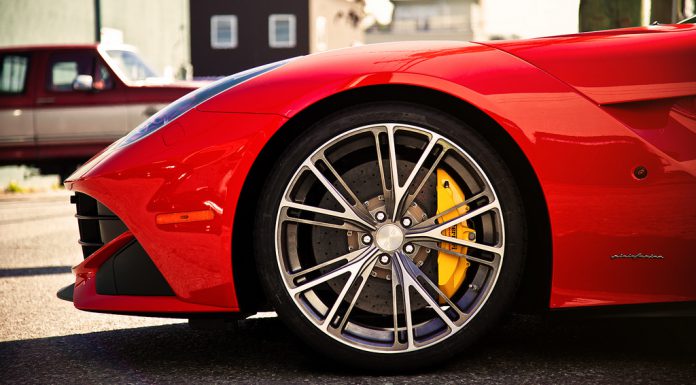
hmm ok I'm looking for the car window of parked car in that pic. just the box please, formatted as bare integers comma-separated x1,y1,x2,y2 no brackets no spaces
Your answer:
105,49,158,82
47,51,114,92
0,54,29,95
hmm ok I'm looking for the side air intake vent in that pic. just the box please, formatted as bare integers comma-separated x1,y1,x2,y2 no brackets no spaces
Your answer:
71,193,174,296
72,193,127,258
95,240,174,296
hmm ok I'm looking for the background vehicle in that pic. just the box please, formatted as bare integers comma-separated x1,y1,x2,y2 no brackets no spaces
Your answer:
60,23,696,370
0,44,205,178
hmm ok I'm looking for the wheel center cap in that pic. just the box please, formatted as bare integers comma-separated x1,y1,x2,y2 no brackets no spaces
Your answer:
375,224,404,252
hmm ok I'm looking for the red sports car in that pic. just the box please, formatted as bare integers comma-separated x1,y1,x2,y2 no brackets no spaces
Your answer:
59,21,696,370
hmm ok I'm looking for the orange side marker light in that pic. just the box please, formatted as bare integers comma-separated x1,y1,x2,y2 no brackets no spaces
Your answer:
156,209,215,225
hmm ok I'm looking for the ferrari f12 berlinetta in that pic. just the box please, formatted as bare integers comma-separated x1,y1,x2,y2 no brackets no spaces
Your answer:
59,22,696,369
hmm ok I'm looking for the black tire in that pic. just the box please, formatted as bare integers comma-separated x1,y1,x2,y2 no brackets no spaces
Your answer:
255,102,526,371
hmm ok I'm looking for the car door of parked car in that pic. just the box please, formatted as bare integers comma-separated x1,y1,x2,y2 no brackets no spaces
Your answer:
0,51,36,161
34,49,128,155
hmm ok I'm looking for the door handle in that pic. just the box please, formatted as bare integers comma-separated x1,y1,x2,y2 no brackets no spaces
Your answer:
36,97,55,105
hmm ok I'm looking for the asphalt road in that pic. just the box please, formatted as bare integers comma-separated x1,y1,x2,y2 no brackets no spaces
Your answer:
1,192,694,384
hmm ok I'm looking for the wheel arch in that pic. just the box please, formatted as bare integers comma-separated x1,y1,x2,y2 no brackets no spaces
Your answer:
232,84,552,313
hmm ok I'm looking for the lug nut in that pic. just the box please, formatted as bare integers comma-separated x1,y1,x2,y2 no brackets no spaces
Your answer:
375,211,386,222
404,243,415,254
361,234,373,245
401,217,412,227
379,254,390,264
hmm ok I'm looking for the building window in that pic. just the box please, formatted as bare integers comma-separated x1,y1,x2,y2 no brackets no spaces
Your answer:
269,14,296,48
211,15,238,49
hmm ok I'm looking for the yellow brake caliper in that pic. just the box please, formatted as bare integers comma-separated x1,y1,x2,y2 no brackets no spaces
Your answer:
436,169,475,301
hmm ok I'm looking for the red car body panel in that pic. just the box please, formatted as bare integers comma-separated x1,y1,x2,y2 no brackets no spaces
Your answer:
73,231,234,313
65,26,696,314
486,24,696,105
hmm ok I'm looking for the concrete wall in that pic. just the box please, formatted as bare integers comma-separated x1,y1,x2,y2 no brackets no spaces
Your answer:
365,0,475,44
0,0,94,46
363,0,582,43
309,0,364,52
100,0,190,78
0,0,190,79
477,0,580,39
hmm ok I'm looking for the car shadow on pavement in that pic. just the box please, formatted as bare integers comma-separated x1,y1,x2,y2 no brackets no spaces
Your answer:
1,314,694,383
0,266,72,278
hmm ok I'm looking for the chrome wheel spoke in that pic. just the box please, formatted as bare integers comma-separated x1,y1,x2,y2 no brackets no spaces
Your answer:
390,256,415,349
393,251,459,330
393,133,444,219
418,242,500,269
334,256,380,332
289,247,378,295
303,160,376,230
406,201,503,256
280,197,373,232
288,247,370,284
399,146,448,219
385,126,444,220
385,125,400,219
413,190,488,230
436,201,500,232
409,231,503,256
373,130,391,209
312,153,373,220
281,213,364,232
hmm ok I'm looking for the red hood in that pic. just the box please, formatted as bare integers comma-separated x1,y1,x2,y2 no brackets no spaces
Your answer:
483,24,696,104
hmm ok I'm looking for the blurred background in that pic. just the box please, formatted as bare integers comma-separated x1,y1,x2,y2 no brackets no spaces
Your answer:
2,0,695,79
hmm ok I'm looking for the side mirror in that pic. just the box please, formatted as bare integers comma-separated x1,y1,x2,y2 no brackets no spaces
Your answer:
72,75,94,91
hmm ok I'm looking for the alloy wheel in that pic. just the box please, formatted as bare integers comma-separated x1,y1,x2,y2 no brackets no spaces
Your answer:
274,123,505,353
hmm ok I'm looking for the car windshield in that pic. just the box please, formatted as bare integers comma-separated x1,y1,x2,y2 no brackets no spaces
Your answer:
105,49,158,81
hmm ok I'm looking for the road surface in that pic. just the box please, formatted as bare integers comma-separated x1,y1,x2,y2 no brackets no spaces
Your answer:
1,192,694,384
